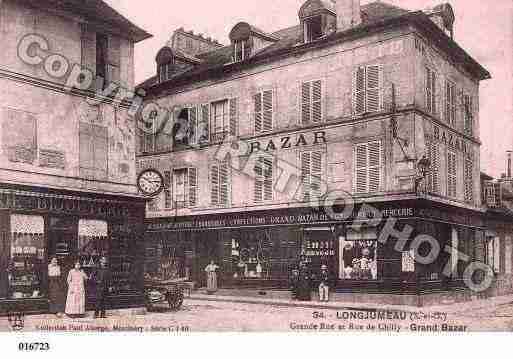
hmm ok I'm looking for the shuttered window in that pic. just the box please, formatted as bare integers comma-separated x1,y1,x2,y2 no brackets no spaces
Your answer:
254,156,274,203
426,67,437,115
447,150,457,198
426,141,440,194
199,103,210,143
172,168,197,208
164,170,172,209
107,36,121,85
254,90,273,133
229,98,238,137
353,65,383,115
211,161,231,206
301,150,325,202
188,167,198,207
464,157,474,203
445,80,457,126
354,141,382,194
210,98,237,142
463,93,473,135
301,80,322,125
79,122,108,181
80,24,96,76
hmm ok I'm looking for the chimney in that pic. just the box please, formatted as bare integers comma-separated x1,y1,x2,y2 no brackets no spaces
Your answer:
507,151,512,179
336,0,362,31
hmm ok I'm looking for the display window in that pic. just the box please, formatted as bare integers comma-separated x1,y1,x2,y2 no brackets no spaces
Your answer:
8,215,45,299
339,226,378,280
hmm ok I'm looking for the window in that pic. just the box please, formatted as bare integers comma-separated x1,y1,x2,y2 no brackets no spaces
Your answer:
486,236,500,274
174,107,198,147
159,62,173,83
354,141,382,194
447,150,457,198
445,80,457,125
300,150,325,202
426,67,437,115
353,65,383,115
210,98,238,142
254,156,273,203
164,170,172,209
339,227,378,280
172,168,197,208
463,93,473,135
301,80,322,125
95,34,108,87
426,141,440,194
464,157,474,203
304,16,323,43
254,90,273,133
211,160,231,206
233,39,252,62
79,122,108,181
1,108,37,164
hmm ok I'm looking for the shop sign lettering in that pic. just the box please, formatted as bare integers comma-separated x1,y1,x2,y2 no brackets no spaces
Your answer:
425,125,474,159
249,131,327,154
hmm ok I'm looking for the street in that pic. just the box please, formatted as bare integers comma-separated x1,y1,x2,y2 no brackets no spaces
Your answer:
3,298,513,332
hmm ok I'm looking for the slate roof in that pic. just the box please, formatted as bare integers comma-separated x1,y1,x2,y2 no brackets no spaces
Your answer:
25,0,152,42
137,1,489,93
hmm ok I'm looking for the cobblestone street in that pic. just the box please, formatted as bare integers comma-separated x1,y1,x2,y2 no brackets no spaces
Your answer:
3,298,513,333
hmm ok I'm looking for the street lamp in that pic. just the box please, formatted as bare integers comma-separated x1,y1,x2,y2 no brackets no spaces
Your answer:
414,155,431,194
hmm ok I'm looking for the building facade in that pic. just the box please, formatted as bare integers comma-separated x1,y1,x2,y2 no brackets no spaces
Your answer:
0,0,151,313
137,0,490,306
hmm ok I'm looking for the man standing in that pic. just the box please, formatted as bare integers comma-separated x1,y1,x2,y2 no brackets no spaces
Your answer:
92,257,111,318
318,264,330,302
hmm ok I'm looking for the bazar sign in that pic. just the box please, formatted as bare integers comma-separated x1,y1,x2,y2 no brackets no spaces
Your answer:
248,131,327,153
147,207,415,231
425,125,474,158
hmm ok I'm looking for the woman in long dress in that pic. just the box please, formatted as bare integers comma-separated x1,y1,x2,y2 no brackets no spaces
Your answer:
65,260,88,318
204,260,219,294
48,257,65,317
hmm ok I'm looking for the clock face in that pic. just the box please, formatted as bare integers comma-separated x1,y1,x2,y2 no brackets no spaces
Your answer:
137,169,164,196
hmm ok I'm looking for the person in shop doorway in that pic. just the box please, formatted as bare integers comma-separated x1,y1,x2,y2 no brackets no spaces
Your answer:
290,267,300,300
318,264,330,302
48,257,65,317
205,260,219,295
65,260,88,318
92,257,111,319
297,262,312,301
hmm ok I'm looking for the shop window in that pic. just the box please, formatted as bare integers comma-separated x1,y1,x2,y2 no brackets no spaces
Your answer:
78,220,108,293
301,80,322,125
144,233,193,282
254,90,273,133
110,223,139,293
353,65,383,115
304,16,323,43
339,226,378,280
229,232,272,280
173,168,197,208
300,227,336,279
7,215,45,300
354,141,382,194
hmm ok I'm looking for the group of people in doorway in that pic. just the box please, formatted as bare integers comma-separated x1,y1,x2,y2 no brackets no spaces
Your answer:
291,263,332,302
47,256,111,319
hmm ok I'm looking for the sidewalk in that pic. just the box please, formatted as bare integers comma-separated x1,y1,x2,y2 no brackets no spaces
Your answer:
188,291,513,315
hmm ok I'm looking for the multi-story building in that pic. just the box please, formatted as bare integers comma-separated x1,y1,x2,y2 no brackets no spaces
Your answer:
0,0,151,313
137,0,490,306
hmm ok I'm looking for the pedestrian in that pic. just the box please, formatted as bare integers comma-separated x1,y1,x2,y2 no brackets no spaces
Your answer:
318,264,330,302
48,257,65,317
297,263,312,301
65,260,88,318
91,257,110,319
290,267,300,300
204,260,219,294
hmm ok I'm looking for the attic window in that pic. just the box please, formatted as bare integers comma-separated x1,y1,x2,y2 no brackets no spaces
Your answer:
159,61,173,83
304,16,323,43
233,39,251,62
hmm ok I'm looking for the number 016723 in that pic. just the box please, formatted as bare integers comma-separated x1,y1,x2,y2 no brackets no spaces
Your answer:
18,343,50,351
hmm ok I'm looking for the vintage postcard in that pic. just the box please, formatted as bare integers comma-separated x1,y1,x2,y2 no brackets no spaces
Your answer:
0,0,512,341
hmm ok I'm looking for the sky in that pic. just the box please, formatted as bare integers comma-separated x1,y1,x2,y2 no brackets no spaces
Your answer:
105,0,513,178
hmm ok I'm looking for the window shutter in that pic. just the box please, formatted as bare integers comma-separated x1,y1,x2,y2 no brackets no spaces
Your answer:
366,65,382,113
301,81,311,124
263,156,273,201
164,170,172,209
80,25,96,76
311,151,323,199
426,68,432,113
263,90,273,131
355,144,368,193
229,98,238,137
464,157,474,203
427,141,440,194
301,151,311,202
188,167,197,207
211,164,219,206
254,93,262,133
447,151,457,198
219,161,230,205
254,158,263,203
312,80,322,123
353,67,366,115
79,122,94,178
189,106,197,145
368,141,381,192
107,36,121,85
200,104,210,143
431,71,437,114
93,125,108,181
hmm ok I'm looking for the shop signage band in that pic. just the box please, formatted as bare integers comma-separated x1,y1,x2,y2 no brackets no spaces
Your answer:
0,190,133,218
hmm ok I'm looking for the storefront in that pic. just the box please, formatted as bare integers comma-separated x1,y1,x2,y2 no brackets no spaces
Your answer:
145,199,486,301
0,184,147,315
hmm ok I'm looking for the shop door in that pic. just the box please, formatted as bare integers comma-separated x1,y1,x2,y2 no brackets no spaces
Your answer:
47,217,78,272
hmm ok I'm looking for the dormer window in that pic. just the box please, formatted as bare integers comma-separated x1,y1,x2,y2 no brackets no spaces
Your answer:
234,39,251,62
159,61,173,83
304,16,324,43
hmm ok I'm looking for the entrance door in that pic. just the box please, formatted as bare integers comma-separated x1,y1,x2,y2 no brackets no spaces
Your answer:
47,217,78,273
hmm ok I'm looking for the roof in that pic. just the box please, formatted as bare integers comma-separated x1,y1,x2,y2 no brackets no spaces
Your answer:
138,1,490,93
25,0,152,42
481,172,494,181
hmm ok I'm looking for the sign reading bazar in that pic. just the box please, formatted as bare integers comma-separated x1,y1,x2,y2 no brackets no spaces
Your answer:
425,124,474,159
248,131,327,153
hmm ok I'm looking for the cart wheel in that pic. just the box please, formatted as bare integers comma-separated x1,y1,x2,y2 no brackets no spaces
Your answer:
167,291,184,310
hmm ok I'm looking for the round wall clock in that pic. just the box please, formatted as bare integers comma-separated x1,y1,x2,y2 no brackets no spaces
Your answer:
137,169,164,197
